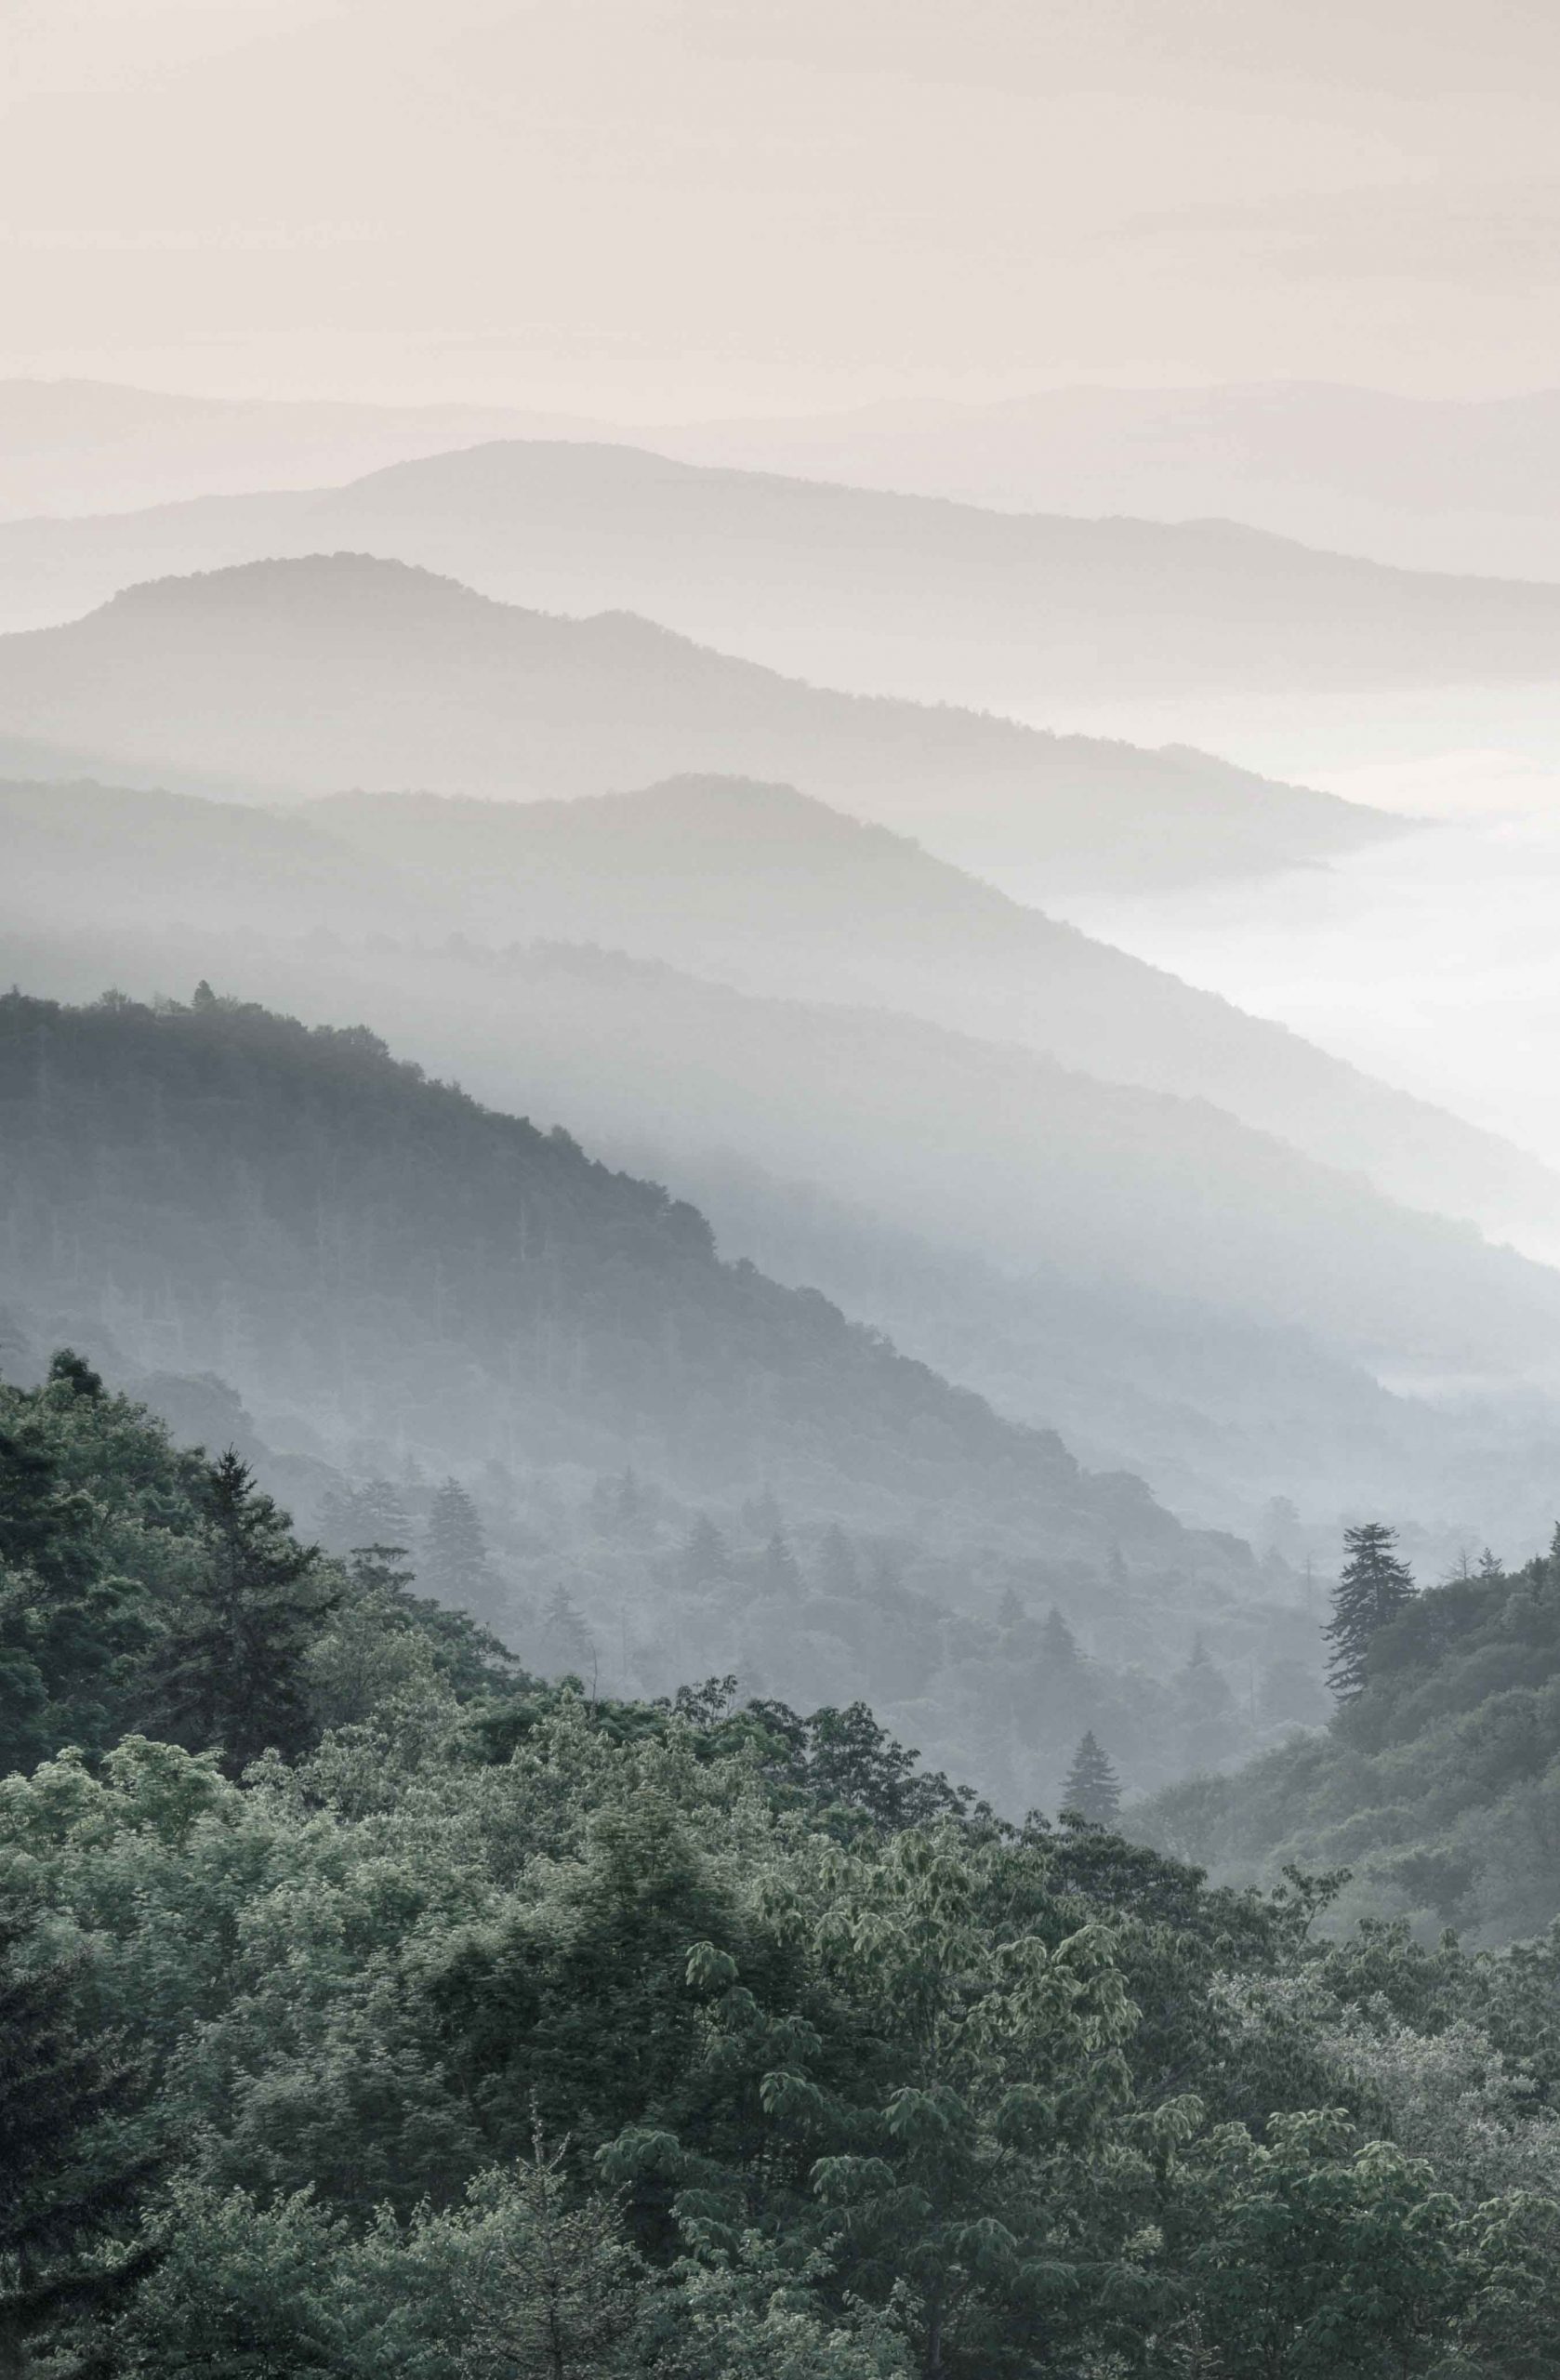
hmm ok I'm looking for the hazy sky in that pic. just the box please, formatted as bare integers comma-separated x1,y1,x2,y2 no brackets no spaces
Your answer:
4,0,1560,413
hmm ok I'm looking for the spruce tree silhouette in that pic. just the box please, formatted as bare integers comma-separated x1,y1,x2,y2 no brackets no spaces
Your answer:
152,1450,336,1772
1062,1730,1121,1826
1324,1523,1417,1699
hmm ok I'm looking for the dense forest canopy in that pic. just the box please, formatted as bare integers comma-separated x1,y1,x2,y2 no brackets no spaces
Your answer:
8,1354,1560,2376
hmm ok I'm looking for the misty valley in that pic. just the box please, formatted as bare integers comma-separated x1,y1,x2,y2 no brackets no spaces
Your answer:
12,31,1560,2366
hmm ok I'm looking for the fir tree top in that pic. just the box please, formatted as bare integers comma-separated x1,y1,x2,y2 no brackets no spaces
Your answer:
1062,1730,1121,1827
1324,1522,1417,1700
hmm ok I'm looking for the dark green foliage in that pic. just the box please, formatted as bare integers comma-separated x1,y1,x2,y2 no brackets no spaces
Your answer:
151,1450,337,1773
1325,1522,1418,1699
0,1354,187,1773
1061,1729,1121,1825
0,1900,159,2375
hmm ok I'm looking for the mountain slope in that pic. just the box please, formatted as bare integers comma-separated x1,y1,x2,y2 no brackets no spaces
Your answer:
1136,1534,1560,1947
304,775,1560,1250
0,554,1392,893
15,913,1560,1552
6,437,1560,716
7,769,1557,1255
0,985,1218,1572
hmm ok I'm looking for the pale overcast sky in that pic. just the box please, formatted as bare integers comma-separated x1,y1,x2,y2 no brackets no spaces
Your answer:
3,0,1558,412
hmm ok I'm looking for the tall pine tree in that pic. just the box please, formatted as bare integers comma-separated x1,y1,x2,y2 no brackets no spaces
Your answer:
1061,1730,1121,1826
422,1476,504,1623
1324,1522,1417,1699
152,1451,337,1773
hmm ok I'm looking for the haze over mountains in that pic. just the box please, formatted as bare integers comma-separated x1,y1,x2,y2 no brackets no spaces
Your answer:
14,377,1560,585
23,5,1560,2359
640,383,1560,583
6,770,1550,1250
0,554,1390,893
0,378,576,521
13,772,1560,1551
5,439,1560,734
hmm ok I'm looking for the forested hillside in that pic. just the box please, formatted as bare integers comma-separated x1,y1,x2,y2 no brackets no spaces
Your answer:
3,985,1339,1805
8,1357,1560,2379
0,986,1173,1542
1139,1530,1560,1948
15,879,1560,1548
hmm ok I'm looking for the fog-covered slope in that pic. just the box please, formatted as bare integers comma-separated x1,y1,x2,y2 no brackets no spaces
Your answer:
0,555,1389,892
0,985,1228,1581
14,871,1560,1534
6,437,1560,717
8,771,1543,1245
311,775,1551,1233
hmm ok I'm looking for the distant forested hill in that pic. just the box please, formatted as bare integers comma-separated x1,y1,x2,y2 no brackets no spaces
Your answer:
0,986,1200,1564
1138,1537,1560,1946
0,555,1388,892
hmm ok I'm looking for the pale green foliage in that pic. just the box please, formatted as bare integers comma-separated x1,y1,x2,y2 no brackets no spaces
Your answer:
657,2238,909,2379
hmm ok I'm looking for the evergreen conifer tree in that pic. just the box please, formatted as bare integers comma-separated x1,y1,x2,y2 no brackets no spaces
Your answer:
1324,1522,1417,1699
152,1451,337,1772
1061,1730,1121,1826
352,1476,416,1553
422,1476,502,1620
755,1531,802,1600
346,1542,417,1604
678,1513,730,1594
0,1901,160,2376
1040,1607,1082,1672
453,2127,644,2380
538,1583,596,1684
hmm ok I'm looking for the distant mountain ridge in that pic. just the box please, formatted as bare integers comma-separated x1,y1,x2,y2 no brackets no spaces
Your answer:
4,437,1560,720
11,377,1560,581
7,768,1556,1256
0,554,1394,893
